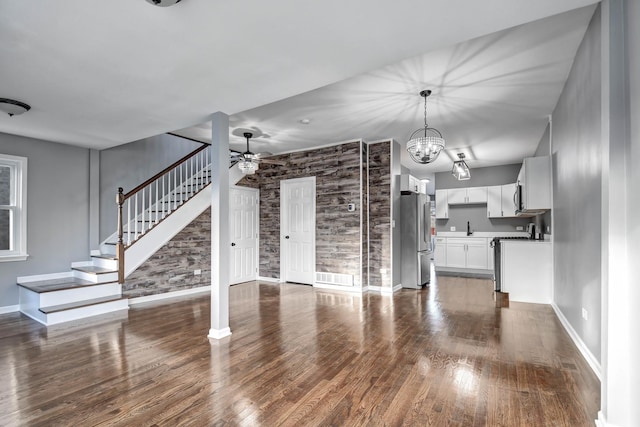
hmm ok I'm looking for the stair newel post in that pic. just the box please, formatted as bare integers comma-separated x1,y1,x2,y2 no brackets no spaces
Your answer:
116,187,125,285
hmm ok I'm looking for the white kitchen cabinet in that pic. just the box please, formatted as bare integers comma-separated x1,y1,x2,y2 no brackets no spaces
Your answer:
487,183,518,218
446,188,466,205
445,237,488,270
433,237,447,267
487,186,502,218
445,240,466,268
466,187,488,204
401,174,427,194
435,189,448,218
448,187,487,204
465,239,488,269
501,183,518,217
518,156,551,213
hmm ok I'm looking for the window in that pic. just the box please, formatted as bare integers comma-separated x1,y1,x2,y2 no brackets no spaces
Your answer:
0,154,27,262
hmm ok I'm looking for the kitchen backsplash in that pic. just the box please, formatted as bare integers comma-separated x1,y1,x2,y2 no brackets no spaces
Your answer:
435,204,531,233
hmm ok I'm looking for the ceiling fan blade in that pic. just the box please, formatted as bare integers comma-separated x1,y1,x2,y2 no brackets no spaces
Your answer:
258,158,287,165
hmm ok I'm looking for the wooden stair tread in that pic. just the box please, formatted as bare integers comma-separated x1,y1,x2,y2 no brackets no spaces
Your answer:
71,266,117,274
39,296,127,314
91,254,117,260
18,277,104,293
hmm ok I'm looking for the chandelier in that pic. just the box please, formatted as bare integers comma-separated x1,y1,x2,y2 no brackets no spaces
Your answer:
452,153,471,180
406,90,445,164
238,132,260,175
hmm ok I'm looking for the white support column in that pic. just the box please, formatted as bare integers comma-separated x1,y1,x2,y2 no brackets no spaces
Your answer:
598,1,633,426
209,112,231,340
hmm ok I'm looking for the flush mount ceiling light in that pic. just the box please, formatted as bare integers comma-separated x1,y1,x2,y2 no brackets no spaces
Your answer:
406,90,445,164
0,98,31,117
145,0,182,6
237,132,260,175
452,153,471,180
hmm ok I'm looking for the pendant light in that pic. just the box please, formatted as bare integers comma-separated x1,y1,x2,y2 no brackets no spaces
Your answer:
406,90,445,164
238,132,259,175
452,153,471,180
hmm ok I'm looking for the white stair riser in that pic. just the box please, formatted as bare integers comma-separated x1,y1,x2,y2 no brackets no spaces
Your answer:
38,283,122,307
18,288,47,324
71,259,118,270
17,271,74,284
46,299,129,325
100,245,117,256
91,258,118,270
73,270,118,283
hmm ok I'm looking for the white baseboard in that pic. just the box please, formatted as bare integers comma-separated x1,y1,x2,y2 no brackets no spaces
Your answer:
368,285,395,295
392,284,402,293
208,327,232,339
551,303,601,380
0,305,19,314
313,283,364,293
129,286,211,305
595,411,622,427
257,276,282,283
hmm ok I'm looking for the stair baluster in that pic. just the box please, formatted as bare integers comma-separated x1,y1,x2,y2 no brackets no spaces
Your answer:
114,144,210,284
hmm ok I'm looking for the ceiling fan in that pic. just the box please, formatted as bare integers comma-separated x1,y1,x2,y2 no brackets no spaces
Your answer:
230,132,285,174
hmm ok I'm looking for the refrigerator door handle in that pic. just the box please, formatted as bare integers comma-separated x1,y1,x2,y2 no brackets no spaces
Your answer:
424,203,429,245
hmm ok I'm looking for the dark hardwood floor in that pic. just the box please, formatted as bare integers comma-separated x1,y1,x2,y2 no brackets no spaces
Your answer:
0,275,600,426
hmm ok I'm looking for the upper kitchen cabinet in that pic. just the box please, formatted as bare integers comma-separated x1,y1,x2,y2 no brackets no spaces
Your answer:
447,186,487,205
487,183,518,218
435,189,448,219
517,156,551,214
400,174,425,194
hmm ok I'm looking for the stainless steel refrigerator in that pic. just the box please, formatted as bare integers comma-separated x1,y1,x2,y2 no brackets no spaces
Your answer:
400,193,432,289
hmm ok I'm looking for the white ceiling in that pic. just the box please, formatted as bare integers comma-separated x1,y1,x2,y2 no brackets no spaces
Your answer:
0,0,597,176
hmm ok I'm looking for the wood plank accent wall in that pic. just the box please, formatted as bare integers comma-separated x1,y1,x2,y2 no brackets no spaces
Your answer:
123,208,211,298
367,141,392,288
361,144,369,288
238,142,363,285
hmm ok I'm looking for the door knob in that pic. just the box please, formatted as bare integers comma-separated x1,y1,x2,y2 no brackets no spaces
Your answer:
285,235,290,239
231,242,236,246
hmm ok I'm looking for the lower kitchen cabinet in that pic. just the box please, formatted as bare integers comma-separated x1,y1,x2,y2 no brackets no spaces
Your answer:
442,237,489,270
466,240,488,269
433,237,447,267
445,240,466,268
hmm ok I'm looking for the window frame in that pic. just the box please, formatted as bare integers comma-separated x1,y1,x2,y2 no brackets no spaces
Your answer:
0,154,28,262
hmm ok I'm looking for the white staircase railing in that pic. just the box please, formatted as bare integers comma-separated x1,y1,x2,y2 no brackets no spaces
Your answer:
116,144,211,283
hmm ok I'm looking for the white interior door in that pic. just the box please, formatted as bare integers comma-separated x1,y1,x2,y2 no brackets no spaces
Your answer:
281,177,315,285
229,187,258,285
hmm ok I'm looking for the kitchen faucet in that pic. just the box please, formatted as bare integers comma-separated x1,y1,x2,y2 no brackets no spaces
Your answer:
467,221,472,236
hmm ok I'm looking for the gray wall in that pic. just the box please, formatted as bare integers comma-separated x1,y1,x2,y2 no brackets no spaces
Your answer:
551,6,601,362
625,0,640,421
99,134,201,241
0,133,90,307
435,163,531,233
625,0,640,425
